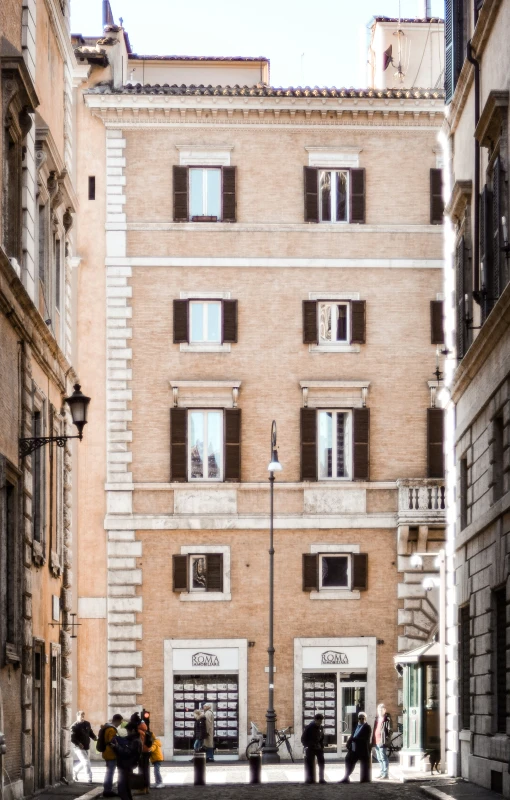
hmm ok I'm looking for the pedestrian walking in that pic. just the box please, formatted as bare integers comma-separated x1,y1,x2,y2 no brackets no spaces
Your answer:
202,704,215,762
149,736,164,788
71,710,97,783
111,722,142,800
372,703,392,779
301,713,326,784
339,711,372,783
97,713,124,797
193,709,207,753
130,712,151,792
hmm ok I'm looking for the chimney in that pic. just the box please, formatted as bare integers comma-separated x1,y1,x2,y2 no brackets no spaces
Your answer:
102,0,114,28
419,0,431,16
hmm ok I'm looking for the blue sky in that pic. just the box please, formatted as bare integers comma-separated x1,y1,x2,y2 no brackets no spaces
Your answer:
71,0,444,88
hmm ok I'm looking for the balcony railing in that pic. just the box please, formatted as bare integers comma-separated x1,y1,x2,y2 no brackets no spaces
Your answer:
397,479,446,525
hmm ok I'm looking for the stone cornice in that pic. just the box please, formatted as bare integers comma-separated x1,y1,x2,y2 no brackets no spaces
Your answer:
475,89,509,148
445,180,472,224
0,247,74,391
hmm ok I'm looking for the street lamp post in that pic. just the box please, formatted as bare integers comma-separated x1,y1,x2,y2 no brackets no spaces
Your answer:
19,383,91,457
262,420,282,764
410,549,446,774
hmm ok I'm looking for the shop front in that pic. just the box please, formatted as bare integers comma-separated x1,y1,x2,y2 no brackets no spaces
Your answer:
294,638,377,756
163,639,248,759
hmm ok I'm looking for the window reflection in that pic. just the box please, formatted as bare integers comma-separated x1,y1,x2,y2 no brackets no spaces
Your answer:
189,410,222,480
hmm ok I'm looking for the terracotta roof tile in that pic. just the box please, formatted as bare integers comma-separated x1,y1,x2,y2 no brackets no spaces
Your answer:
128,54,269,62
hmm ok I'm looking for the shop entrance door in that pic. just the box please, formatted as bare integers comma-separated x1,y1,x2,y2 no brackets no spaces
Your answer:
339,680,367,744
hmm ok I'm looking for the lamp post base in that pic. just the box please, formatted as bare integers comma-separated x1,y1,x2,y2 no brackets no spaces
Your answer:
261,747,280,764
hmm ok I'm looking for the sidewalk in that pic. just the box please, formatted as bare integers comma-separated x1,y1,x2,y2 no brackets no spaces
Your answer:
420,778,505,800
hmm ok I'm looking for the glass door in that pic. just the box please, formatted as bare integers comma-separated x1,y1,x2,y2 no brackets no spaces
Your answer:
339,672,367,745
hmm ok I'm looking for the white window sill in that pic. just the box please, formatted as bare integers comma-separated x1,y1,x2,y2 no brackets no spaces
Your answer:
309,344,360,354
179,592,232,602
180,343,231,353
309,590,361,601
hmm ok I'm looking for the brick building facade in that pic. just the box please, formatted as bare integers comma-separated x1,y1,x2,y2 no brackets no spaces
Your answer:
443,0,510,794
72,15,446,760
0,1,78,797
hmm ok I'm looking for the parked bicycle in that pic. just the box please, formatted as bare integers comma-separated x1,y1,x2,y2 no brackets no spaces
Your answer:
245,722,295,762
387,731,403,759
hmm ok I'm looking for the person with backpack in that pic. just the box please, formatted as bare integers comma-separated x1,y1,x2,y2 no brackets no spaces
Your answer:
97,714,123,797
148,736,164,789
111,723,142,800
71,710,97,783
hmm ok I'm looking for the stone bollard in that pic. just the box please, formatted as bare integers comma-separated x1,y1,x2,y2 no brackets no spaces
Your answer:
193,752,206,785
249,752,262,784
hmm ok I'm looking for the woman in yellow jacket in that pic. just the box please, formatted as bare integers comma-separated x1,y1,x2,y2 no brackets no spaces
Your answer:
149,738,164,789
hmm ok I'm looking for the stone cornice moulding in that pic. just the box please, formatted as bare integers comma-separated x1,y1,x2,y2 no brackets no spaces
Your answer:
475,89,509,148
445,180,472,225
170,380,242,409
300,380,370,409
123,480,397,491
120,222,444,235
104,512,398,530
35,119,78,212
106,257,444,269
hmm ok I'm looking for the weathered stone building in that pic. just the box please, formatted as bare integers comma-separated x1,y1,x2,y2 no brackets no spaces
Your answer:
443,0,510,794
0,0,78,796
71,10,448,762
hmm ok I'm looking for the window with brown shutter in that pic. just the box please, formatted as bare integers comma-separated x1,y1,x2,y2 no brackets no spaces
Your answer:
224,408,241,482
222,300,238,343
304,167,319,223
350,169,366,224
351,553,368,591
222,167,236,222
173,554,189,591
479,186,493,321
492,156,502,304
427,407,444,479
170,408,187,482
173,299,189,343
350,300,366,344
173,166,188,222
430,300,444,344
430,169,444,225
303,554,319,591
303,300,318,343
301,408,317,481
206,554,224,592
352,408,370,481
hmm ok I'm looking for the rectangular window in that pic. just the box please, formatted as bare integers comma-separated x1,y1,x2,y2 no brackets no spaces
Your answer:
318,410,351,480
189,168,221,219
460,457,468,530
88,176,96,200
495,588,507,733
320,554,350,589
319,170,348,222
189,410,223,481
55,239,61,311
190,554,207,591
318,302,349,343
190,301,222,343
459,605,470,729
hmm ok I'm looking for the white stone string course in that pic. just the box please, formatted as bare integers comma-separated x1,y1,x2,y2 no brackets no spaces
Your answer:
104,129,141,719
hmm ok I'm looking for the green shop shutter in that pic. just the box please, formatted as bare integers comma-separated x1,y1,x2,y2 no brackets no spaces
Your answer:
170,408,187,482
224,408,241,481
301,408,317,481
352,553,368,591
304,167,319,223
206,553,224,592
353,408,370,481
303,554,319,591
173,166,188,222
173,555,189,591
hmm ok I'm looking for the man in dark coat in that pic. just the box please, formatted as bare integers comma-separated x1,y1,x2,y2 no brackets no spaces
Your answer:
301,713,326,784
339,712,372,783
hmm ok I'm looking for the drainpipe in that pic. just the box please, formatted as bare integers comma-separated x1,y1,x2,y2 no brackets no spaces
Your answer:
466,40,481,298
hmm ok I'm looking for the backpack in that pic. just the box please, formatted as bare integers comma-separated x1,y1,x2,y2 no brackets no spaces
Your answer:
144,729,154,749
111,735,141,767
96,723,114,753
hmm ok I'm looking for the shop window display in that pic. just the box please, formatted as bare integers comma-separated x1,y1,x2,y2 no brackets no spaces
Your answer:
173,674,238,754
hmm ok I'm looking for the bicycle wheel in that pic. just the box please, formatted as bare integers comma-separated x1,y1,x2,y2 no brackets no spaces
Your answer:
246,739,263,758
284,737,295,763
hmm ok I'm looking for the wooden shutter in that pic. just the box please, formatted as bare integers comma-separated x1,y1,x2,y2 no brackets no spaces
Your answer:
351,553,368,591
350,300,366,344
301,408,317,481
170,408,187,482
455,236,466,358
427,407,444,479
352,408,370,481
350,169,366,223
173,166,188,222
222,299,238,343
206,553,223,592
430,300,444,344
173,555,189,591
222,166,236,222
454,0,464,87
224,408,241,482
303,300,318,344
302,554,319,591
492,156,502,302
304,167,319,223
430,169,444,225
173,299,189,343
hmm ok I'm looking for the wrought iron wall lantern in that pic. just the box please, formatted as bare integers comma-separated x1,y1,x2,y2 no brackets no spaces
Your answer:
19,383,91,458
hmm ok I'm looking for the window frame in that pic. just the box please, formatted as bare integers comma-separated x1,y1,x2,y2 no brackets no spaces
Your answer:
305,545,365,601
178,545,231,602
318,301,350,344
188,408,224,482
189,554,208,593
317,409,352,481
319,553,351,591
189,300,222,344
189,166,222,220
318,168,350,223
